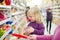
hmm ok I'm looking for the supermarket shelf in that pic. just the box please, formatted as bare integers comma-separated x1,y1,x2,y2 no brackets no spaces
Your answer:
53,16,60,18
23,22,30,33
52,10,60,11
13,18,24,33
0,18,11,25
11,14,25,25
13,15,25,33
20,3,26,7
0,28,11,40
52,13,60,14
12,3,25,10
50,6,60,8
12,11,24,15
18,0,26,6
0,5,11,9
11,22,16,25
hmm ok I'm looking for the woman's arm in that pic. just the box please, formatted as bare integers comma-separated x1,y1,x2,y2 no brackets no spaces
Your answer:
28,35,53,40
37,35,53,40
52,27,60,40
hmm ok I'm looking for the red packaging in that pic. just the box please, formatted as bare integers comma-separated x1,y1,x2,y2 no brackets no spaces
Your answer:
26,17,30,21
0,11,7,21
5,26,10,31
12,33,28,38
5,0,11,5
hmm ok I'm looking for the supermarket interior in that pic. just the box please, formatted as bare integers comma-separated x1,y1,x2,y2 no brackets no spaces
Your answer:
0,0,60,40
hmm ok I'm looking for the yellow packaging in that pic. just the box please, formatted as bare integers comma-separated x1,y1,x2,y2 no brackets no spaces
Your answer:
12,25,16,30
2,0,6,6
18,17,27,35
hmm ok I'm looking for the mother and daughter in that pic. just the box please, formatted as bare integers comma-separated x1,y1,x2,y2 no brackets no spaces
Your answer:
24,6,60,40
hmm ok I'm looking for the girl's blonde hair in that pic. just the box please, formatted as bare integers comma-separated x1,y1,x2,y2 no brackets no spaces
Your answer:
27,6,43,23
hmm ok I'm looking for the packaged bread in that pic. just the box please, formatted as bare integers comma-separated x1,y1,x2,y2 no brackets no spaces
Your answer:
18,17,27,35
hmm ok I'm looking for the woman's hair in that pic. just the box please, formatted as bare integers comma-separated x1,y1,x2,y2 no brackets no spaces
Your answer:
25,6,30,17
27,6,43,23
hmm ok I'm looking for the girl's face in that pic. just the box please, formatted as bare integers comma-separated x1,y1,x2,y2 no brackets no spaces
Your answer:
27,15,36,22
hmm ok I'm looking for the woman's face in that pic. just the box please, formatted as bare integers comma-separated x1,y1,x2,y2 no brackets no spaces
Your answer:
48,9,52,12
27,15,36,22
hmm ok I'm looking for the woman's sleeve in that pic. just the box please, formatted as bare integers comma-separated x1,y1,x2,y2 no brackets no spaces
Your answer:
36,35,53,40
52,28,60,40
32,23,45,35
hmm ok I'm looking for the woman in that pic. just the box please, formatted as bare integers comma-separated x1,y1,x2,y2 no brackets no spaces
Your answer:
46,8,53,34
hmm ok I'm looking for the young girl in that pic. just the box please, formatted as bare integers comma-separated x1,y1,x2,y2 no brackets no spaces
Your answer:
24,6,45,35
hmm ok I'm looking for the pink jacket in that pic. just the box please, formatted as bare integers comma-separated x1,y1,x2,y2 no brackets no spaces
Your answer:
36,24,60,40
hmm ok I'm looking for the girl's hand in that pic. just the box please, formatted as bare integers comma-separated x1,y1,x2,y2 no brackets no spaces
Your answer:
28,35,37,40
25,27,34,34
28,27,34,33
